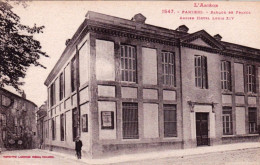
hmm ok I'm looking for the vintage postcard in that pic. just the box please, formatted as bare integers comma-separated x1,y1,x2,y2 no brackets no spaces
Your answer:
0,1,260,165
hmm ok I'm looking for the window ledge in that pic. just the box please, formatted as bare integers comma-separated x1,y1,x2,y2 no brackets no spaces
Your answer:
222,91,232,95
247,93,257,97
222,134,259,138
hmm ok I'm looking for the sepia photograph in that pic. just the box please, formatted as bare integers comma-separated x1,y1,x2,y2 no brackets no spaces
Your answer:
0,1,260,165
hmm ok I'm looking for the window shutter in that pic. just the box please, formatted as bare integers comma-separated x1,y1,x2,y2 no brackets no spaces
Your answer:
202,56,208,89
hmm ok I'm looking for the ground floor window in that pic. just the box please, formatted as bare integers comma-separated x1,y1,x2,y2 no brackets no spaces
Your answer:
60,114,65,141
72,108,80,141
52,118,55,140
122,103,139,139
163,104,177,137
249,108,257,134
222,107,232,135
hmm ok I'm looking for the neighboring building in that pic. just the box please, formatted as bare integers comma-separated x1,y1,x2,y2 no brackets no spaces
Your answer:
36,101,47,149
0,88,38,150
44,11,260,158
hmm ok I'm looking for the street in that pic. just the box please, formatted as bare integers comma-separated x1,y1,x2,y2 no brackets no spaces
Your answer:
115,148,260,165
0,149,86,165
0,147,259,165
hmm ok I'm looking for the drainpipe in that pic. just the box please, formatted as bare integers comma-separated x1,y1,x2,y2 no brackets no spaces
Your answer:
178,38,185,149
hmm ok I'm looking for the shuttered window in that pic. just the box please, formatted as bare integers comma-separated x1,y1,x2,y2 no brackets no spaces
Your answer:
221,61,231,91
71,57,77,92
249,108,257,134
247,65,256,93
162,52,175,86
222,107,232,135
164,104,177,137
59,73,64,101
60,114,65,141
195,55,208,89
120,45,137,83
122,103,139,139
51,118,55,140
50,83,55,107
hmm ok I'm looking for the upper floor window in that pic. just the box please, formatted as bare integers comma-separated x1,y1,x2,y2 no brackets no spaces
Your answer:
50,83,55,107
162,52,175,86
221,61,231,91
59,73,64,101
1,95,12,107
71,57,77,92
246,65,256,93
120,45,137,83
194,55,208,89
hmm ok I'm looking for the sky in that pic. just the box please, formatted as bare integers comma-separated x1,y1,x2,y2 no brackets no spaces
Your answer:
4,1,260,106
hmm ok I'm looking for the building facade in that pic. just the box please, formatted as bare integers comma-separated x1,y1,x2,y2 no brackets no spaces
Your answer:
44,11,260,158
0,88,38,150
36,101,47,149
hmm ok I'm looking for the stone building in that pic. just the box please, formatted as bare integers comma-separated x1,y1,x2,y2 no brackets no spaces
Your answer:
0,88,38,150
44,11,260,158
36,101,47,149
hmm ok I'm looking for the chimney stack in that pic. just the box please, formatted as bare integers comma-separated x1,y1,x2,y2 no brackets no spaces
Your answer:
65,39,71,46
213,34,222,41
176,25,189,33
131,13,146,24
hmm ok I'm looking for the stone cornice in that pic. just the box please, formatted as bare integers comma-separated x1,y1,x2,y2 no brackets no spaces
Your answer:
86,20,179,46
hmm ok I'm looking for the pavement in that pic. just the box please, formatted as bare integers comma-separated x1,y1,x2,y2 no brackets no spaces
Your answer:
40,142,260,165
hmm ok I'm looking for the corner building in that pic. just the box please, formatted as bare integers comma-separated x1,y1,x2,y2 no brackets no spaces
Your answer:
44,11,260,158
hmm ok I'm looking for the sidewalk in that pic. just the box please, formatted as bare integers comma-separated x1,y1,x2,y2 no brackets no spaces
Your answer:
40,142,260,165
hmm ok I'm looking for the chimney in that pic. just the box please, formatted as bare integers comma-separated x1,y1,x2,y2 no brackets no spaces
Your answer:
21,90,26,99
213,34,222,41
131,13,146,24
65,39,71,46
176,25,189,33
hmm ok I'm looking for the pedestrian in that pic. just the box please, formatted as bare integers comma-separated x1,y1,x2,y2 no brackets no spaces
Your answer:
75,136,83,159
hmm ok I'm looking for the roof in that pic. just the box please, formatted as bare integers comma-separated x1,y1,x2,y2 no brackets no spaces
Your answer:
44,11,260,86
0,87,37,107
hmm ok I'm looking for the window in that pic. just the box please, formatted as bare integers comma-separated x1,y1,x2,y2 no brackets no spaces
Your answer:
247,65,256,93
163,104,177,137
2,95,12,107
162,52,175,86
0,114,6,126
72,108,79,141
60,73,64,101
222,107,232,135
122,103,138,139
249,108,257,134
51,118,55,140
45,121,48,138
82,114,88,132
60,114,65,141
120,45,137,82
194,55,208,89
50,83,55,107
221,61,231,91
71,57,77,92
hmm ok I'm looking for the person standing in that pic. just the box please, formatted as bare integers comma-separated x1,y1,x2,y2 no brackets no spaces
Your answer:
75,136,83,159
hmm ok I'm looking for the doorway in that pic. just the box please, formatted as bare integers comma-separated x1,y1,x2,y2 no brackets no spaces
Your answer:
196,113,209,146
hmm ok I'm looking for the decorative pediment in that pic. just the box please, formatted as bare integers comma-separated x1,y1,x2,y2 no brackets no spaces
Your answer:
190,38,212,47
181,30,225,50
